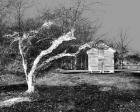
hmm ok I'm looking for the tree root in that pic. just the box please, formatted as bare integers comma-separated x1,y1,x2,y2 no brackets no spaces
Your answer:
0,97,31,108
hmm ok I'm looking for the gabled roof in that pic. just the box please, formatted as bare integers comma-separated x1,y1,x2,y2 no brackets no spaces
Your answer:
68,40,116,53
94,40,109,49
87,40,116,51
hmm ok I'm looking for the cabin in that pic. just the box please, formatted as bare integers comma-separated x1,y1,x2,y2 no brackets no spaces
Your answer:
87,41,115,73
59,40,116,73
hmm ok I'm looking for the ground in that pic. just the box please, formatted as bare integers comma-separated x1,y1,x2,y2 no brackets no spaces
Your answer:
0,72,140,112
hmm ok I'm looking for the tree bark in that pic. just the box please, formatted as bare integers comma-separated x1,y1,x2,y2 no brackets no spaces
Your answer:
18,39,28,77
18,38,35,93
25,53,44,93
26,74,35,93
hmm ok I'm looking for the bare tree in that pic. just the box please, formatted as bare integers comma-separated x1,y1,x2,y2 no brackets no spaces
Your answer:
11,0,32,35
7,21,91,93
115,30,130,69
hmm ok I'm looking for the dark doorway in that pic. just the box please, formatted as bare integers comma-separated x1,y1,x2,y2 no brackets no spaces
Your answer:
76,51,88,70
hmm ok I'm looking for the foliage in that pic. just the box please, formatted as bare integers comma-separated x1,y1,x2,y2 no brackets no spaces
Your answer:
125,53,140,64
6,58,23,72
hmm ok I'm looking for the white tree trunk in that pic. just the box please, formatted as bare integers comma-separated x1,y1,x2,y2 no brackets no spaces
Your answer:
18,39,28,77
26,74,35,93
18,38,34,93
25,53,44,93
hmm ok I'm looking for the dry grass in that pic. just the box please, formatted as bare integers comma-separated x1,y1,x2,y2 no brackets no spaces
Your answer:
0,72,140,111
36,72,140,91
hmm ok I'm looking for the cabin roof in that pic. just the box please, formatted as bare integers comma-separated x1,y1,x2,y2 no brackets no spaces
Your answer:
68,40,116,53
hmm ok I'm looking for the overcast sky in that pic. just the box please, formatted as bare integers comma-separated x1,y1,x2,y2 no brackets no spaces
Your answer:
26,0,140,52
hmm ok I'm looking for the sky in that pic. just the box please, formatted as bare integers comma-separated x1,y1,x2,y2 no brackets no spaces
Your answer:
25,0,140,52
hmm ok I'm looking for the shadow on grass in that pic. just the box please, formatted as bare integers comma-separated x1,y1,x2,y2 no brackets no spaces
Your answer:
0,84,27,93
0,83,140,112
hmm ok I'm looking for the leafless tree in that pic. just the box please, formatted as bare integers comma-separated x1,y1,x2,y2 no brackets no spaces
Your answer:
11,0,32,35
115,30,130,69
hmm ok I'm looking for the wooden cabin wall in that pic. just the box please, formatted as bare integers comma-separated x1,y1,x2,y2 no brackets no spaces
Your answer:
87,47,115,73
104,49,115,72
87,48,98,72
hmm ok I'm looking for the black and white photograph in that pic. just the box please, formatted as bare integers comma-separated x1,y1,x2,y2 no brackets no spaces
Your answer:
0,0,140,111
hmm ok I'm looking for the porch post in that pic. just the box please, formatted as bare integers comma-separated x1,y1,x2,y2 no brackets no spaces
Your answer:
75,56,77,70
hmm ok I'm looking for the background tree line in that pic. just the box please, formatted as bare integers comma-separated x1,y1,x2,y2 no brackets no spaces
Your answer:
0,0,140,73
0,0,100,71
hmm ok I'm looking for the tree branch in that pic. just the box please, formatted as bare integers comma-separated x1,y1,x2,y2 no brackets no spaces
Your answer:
37,43,91,70
40,28,76,55
37,52,75,70
27,29,76,77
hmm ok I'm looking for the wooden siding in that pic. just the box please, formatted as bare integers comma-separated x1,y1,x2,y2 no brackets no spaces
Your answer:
88,55,98,71
87,46,115,73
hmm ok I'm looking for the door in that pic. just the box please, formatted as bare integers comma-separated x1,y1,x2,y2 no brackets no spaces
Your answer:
98,58,104,73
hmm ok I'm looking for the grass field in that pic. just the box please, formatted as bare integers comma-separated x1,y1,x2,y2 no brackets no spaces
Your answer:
0,72,140,112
